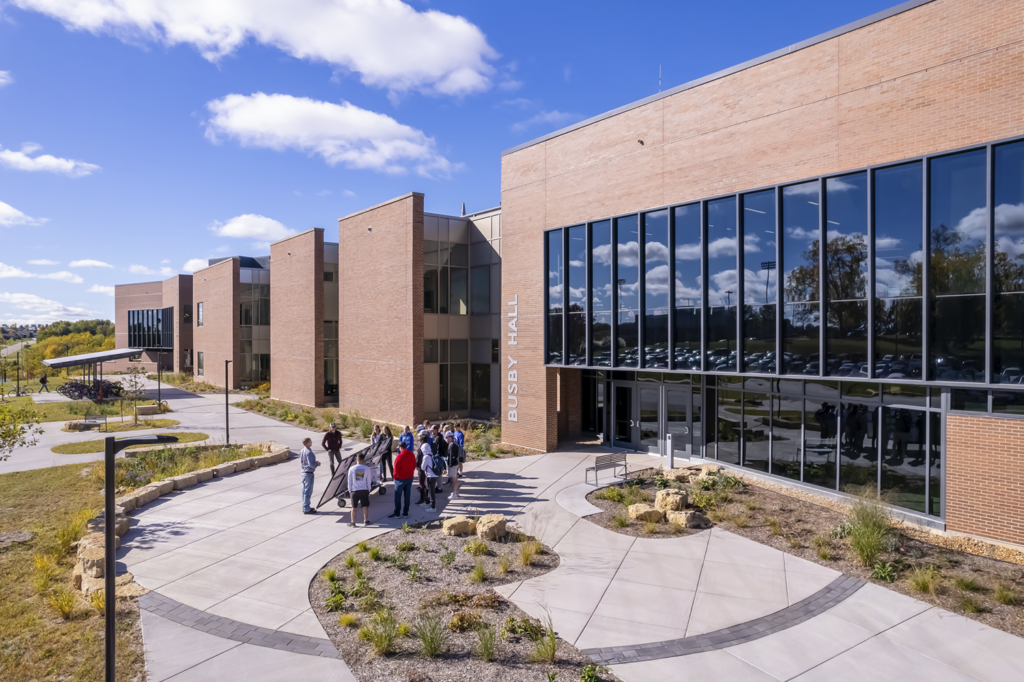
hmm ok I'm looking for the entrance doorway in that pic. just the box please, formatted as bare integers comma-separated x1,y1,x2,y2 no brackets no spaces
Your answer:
610,381,693,459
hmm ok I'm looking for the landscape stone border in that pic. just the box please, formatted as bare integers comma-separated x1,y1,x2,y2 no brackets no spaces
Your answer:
140,592,340,659
583,574,866,665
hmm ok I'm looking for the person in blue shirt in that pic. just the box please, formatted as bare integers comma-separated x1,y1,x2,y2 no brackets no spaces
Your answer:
454,426,465,448
399,425,414,456
299,437,320,514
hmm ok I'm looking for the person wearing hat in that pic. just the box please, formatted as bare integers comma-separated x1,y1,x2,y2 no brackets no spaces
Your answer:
322,422,344,477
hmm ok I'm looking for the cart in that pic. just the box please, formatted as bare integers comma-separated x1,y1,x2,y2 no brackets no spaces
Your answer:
315,438,391,509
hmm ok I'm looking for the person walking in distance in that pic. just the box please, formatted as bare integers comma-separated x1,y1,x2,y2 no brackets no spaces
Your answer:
420,432,442,512
322,423,344,476
346,451,373,527
445,431,462,500
300,437,320,514
38,373,50,393
388,441,416,519
379,426,395,481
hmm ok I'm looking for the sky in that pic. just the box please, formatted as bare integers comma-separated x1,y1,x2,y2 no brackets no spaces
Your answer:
0,0,902,324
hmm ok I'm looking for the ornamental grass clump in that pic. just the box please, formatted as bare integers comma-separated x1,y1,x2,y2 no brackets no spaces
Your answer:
361,609,400,656
847,493,891,567
475,624,499,662
519,539,540,567
414,613,450,658
908,566,940,595
528,613,558,663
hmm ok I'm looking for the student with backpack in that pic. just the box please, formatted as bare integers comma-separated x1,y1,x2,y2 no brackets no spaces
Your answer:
445,431,462,500
346,451,373,527
418,432,442,511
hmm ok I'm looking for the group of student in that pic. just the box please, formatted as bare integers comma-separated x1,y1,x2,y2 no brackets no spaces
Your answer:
297,420,468,526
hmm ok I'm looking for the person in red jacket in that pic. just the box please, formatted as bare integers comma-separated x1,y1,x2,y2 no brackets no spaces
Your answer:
388,443,417,519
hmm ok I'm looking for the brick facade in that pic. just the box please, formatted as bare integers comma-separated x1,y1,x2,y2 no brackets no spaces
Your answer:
270,229,324,407
112,275,192,374
946,414,1024,546
163,275,193,374
193,258,241,389
337,193,424,427
500,0,1024,453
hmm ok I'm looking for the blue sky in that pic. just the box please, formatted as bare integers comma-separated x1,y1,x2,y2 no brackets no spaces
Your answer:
0,0,900,324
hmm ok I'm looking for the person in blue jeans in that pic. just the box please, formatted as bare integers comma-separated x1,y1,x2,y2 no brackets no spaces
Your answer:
38,374,50,393
388,443,417,519
300,437,320,514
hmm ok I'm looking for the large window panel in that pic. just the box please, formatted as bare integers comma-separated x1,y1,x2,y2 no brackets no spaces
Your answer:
742,190,777,373
716,389,741,464
742,392,770,472
880,407,927,513
707,197,738,371
546,230,564,364
929,150,987,381
803,398,837,489
450,363,469,411
644,210,669,368
838,403,878,493
449,267,468,315
568,313,586,365
470,265,490,315
771,394,802,480
592,312,612,367
616,215,640,367
929,412,942,517
591,220,613,367
825,173,869,375
568,225,587,314
994,141,1024,381
783,182,821,375
674,204,702,369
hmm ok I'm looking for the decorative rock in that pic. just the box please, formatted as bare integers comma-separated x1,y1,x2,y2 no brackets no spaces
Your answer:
150,480,174,495
134,486,161,505
476,514,507,540
87,514,130,537
81,571,136,596
169,474,198,490
234,459,251,472
114,495,136,512
662,468,695,482
655,489,688,512
628,503,666,523
72,562,83,590
211,463,235,476
80,546,105,578
78,533,120,555
193,468,214,483
667,510,712,529
0,530,34,550
442,515,477,536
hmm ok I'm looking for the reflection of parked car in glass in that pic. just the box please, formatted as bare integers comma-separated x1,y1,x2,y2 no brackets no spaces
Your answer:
803,361,820,375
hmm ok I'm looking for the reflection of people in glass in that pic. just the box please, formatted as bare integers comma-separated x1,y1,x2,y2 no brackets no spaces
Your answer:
815,402,837,439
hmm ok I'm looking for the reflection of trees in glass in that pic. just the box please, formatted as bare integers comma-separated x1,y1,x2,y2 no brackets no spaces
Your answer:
787,234,867,302
928,224,985,295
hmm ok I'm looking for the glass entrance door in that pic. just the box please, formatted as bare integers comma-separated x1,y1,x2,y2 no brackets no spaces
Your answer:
639,386,661,454
666,388,692,459
612,384,634,448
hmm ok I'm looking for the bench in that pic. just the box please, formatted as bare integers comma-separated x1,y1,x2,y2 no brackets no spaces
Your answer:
82,410,107,432
585,452,629,486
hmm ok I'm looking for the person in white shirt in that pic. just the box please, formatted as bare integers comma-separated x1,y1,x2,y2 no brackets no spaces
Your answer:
419,433,439,511
346,451,373,527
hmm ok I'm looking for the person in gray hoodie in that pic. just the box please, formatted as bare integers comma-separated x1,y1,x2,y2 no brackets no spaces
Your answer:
300,437,321,514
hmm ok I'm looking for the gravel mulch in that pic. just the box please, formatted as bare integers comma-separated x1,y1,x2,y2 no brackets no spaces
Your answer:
310,522,618,682
587,467,1024,638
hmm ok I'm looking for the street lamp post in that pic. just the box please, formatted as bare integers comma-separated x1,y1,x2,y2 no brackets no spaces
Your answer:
761,261,776,304
225,359,233,446
104,434,178,682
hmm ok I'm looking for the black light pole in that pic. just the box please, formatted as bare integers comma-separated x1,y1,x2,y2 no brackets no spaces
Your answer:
157,350,162,409
104,434,177,682
225,359,233,446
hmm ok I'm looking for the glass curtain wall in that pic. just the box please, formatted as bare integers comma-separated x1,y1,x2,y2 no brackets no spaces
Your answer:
239,268,270,384
567,225,587,365
615,215,640,366
825,173,869,376
706,198,738,371
929,150,987,382
994,140,1024,381
674,205,701,369
644,210,670,368
591,221,612,366
546,230,563,364
741,191,776,373
782,181,821,376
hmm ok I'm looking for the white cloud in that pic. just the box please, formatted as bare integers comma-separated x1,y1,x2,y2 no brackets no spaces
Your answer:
128,264,175,277
0,142,100,177
342,189,356,198
12,0,497,96
69,259,113,268
183,258,207,273
0,262,83,283
0,292,94,322
205,92,455,177
0,71,12,87
88,284,115,296
27,259,58,265
511,110,580,133
0,199,46,227
210,214,294,250
160,259,169,264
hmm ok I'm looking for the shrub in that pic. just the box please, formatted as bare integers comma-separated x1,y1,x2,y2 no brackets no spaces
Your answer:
995,584,1019,606
90,590,105,616
401,522,412,534
691,491,715,510
871,561,899,583
448,612,483,633
368,546,382,561
353,566,365,580
909,566,940,595
597,487,625,504
954,576,983,593
55,510,91,557
47,589,77,620
497,553,511,575
414,614,450,658
350,577,372,597
501,615,545,642
960,596,988,614
387,553,407,570
345,555,358,569
463,540,489,556
519,540,540,567
655,475,670,489
325,593,347,612
439,549,457,568
363,609,400,656
359,594,383,613
849,524,887,566
396,541,416,552
612,514,630,529
324,569,338,583
713,490,731,505
643,521,657,535
528,613,558,663
338,613,358,627
831,522,853,539
581,665,602,682
471,593,503,609
475,624,499,662
357,541,369,553
668,522,684,534
408,564,420,582
468,558,487,583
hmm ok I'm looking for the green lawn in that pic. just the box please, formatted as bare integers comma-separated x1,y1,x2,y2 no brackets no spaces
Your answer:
61,418,180,434
0,397,157,423
52,431,209,455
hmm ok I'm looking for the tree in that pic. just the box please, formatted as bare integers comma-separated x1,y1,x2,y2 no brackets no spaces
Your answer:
0,403,42,462
121,365,148,423
37,319,114,342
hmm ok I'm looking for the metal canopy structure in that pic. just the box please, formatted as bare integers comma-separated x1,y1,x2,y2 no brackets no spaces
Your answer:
42,348,144,370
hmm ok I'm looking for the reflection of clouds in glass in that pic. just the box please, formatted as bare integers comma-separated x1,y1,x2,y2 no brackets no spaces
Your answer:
953,206,988,241
785,182,819,196
617,241,639,267
569,285,585,301
646,240,669,263
645,264,671,296
995,203,1024,259
569,259,584,267
707,236,737,258
825,177,860,192
743,233,761,253
742,267,779,300
708,269,739,305
786,226,819,240
875,261,912,297
548,283,563,299
676,241,701,260
876,236,902,250
674,277,701,305
593,242,612,265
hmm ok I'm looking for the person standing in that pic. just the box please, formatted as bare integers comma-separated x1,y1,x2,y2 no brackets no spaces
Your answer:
415,432,430,505
445,431,462,500
388,441,416,519
454,425,466,477
322,423,344,476
371,424,382,444
38,374,50,393
420,432,442,512
379,426,395,481
346,451,373,527
399,425,414,453
430,425,447,494
300,437,320,514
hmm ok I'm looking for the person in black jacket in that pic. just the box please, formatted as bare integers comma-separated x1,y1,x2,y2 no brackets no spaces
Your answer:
322,423,344,476
379,426,395,481
431,425,446,494
445,431,462,500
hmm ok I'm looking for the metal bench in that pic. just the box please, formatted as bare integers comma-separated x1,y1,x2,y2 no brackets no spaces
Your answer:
585,452,629,486
82,410,107,432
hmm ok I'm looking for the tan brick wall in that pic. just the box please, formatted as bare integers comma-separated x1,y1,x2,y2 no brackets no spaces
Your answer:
338,193,424,427
947,414,1024,546
501,0,1024,451
164,275,193,374
271,229,324,407
193,258,240,388
112,281,163,374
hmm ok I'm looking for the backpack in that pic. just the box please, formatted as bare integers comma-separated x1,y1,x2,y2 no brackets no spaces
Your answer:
431,451,446,476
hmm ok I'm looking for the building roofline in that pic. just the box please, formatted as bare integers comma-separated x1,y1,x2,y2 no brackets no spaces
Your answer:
501,0,934,157
338,192,424,223
424,205,501,221
190,256,237,276
269,227,324,247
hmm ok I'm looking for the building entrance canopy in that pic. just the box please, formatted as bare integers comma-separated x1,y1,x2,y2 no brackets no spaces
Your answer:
42,348,145,370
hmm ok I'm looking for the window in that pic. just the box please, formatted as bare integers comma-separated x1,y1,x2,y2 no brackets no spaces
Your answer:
470,265,490,315
824,172,868,376
449,267,468,315
197,302,204,327
742,190,776,374
643,211,669,368
324,271,334,282
424,339,438,363
591,220,612,367
546,229,564,364
994,140,1024,382
197,351,204,376
615,215,639,367
782,182,820,375
674,204,701,369
471,363,490,411
707,198,738,372
183,304,192,324
424,266,438,313
568,225,587,365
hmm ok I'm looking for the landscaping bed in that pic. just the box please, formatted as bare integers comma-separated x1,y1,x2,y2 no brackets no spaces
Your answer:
310,518,615,682
587,465,1024,638
52,430,209,455
61,417,180,433
2,396,158,423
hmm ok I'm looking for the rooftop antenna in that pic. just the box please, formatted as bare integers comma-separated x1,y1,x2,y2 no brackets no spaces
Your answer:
461,202,466,216
659,65,662,93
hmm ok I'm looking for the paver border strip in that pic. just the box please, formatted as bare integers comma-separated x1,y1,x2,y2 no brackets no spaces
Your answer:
139,592,340,659
582,574,866,665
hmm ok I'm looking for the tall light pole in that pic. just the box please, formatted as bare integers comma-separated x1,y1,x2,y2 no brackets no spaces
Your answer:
761,261,776,304
104,434,177,682
225,359,233,446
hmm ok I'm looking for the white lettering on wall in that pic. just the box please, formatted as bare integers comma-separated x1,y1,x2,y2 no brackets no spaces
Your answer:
507,295,519,422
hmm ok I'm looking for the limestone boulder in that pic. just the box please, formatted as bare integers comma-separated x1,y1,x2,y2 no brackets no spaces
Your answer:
169,474,198,490
476,514,507,541
77,532,119,556
628,504,665,523
442,515,477,536
72,562,83,590
211,462,235,476
234,458,252,472
114,495,137,512
87,514,130,537
667,510,712,529
662,468,696,483
193,468,214,483
655,489,688,512
81,571,136,597
80,546,105,578
150,480,174,495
